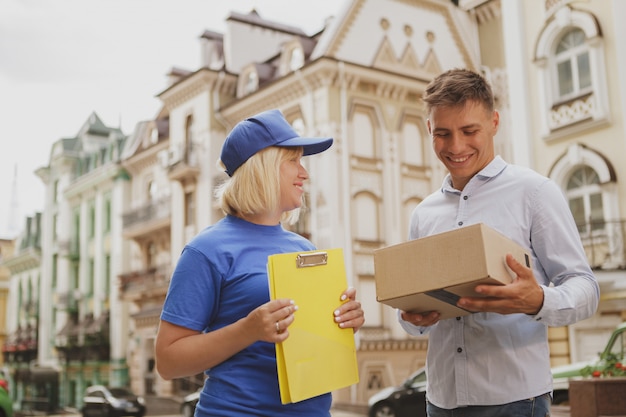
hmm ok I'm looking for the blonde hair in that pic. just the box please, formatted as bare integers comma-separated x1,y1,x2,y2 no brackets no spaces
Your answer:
215,146,304,225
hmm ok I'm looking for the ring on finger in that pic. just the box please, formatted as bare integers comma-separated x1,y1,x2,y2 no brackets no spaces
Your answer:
275,321,280,333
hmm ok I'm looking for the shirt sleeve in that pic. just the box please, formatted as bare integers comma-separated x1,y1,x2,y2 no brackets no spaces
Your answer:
397,308,434,336
160,246,221,331
528,179,600,326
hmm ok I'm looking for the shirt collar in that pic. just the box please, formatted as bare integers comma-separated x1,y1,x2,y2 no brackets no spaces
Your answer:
440,156,507,193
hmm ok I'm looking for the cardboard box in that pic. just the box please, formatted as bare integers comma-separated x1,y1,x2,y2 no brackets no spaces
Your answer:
374,223,531,320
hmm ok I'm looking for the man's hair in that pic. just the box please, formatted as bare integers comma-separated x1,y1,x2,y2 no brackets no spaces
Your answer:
215,146,304,225
422,68,495,114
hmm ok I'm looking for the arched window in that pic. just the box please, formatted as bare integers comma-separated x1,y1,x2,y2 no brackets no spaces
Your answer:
401,118,424,166
533,7,608,137
550,143,623,268
566,165,604,235
555,28,591,102
351,109,377,159
185,115,194,163
353,192,380,242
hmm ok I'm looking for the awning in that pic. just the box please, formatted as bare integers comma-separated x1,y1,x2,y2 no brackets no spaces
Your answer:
28,366,59,383
13,366,59,383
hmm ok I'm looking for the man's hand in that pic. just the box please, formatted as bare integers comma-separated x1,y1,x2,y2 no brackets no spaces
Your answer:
457,254,544,315
400,310,441,327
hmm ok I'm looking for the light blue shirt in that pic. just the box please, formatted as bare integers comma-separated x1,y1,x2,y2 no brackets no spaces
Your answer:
399,156,599,409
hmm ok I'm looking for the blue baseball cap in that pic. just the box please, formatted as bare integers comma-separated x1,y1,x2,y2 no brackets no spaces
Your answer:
220,109,333,176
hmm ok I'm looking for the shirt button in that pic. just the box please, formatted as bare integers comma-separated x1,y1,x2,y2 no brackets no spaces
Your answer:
457,347,463,353
463,195,468,200
458,221,463,226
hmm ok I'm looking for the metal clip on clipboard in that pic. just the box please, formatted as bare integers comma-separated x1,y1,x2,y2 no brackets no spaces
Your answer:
296,251,328,268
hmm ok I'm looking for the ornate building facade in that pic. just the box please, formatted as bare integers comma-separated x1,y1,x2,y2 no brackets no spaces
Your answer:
2,0,626,411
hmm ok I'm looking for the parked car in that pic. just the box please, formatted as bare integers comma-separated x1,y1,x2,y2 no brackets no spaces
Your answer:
81,385,146,417
368,367,427,417
180,389,201,417
0,378,13,417
366,351,586,417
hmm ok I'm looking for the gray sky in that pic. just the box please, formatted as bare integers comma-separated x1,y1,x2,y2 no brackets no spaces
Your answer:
0,0,346,238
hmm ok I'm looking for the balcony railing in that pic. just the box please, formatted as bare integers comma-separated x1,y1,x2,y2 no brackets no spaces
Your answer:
577,219,626,270
122,197,171,229
119,265,172,299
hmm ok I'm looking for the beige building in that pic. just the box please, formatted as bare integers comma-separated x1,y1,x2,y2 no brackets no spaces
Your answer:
0,238,15,368
128,0,626,406
30,113,129,410
145,0,485,405
460,0,626,366
0,214,49,409
118,112,179,396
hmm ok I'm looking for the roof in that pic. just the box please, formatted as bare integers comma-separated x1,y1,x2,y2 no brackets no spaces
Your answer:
227,9,307,36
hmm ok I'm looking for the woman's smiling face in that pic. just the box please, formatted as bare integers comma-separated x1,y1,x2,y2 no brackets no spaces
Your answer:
279,151,308,213
428,100,499,191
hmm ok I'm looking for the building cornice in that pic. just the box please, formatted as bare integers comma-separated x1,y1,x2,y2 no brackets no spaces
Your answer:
158,68,237,110
1,248,41,273
64,163,125,202
218,57,431,126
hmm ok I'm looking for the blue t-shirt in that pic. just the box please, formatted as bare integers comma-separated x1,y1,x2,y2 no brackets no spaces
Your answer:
161,215,332,416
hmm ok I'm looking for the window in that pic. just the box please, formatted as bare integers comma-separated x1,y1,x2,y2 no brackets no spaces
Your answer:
185,191,195,226
550,143,621,268
72,209,80,255
147,242,156,267
289,47,304,71
401,118,425,166
245,71,258,94
359,278,381,327
566,166,604,235
88,201,96,238
292,118,305,136
104,255,111,297
148,181,158,202
88,258,95,296
185,115,194,163
52,254,58,289
103,195,112,233
53,180,60,203
354,192,380,242
351,108,377,159
71,262,79,290
533,7,608,137
52,214,58,240
555,29,591,101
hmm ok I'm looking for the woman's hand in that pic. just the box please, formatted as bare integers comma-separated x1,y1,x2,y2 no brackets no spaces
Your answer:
246,298,298,343
334,287,365,333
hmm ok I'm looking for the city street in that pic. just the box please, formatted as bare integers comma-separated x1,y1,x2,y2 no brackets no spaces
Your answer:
41,404,572,417
44,409,365,417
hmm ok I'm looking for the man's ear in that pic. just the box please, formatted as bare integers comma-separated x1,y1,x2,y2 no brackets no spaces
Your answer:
492,110,500,133
426,119,432,136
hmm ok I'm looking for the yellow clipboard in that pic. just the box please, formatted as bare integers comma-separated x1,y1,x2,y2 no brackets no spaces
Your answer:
268,248,359,404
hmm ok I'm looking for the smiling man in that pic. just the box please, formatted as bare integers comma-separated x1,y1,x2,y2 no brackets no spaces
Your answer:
398,68,599,417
